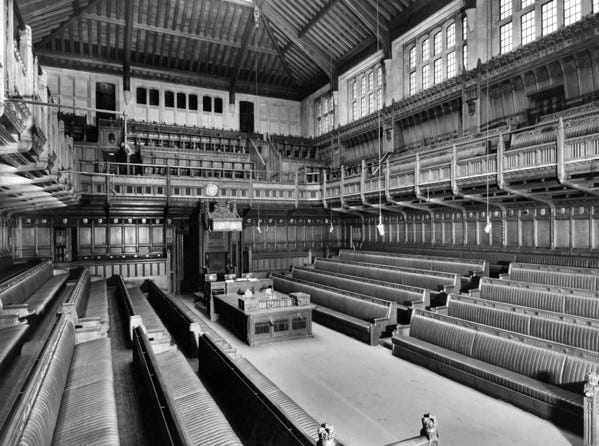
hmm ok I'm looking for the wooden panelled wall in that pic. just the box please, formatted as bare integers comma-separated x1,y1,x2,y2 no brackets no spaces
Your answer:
242,215,346,251
349,203,599,250
14,216,174,259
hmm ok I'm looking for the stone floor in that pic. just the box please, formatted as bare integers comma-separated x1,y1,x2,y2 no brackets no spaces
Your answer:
180,295,583,446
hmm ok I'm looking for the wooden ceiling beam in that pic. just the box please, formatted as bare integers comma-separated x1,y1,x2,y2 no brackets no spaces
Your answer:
262,16,298,89
229,11,254,103
36,51,302,100
297,0,338,38
343,0,390,58
257,0,332,80
38,0,105,49
75,13,279,56
123,0,135,94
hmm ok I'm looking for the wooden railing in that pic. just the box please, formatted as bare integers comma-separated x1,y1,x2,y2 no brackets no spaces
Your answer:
78,108,599,206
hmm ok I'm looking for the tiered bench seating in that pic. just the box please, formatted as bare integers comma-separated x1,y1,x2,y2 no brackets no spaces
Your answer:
473,277,599,319
451,292,599,327
0,260,69,321
337,249,488,284
112,275,170,345
0,313,119,446
446,297,599,351
314,257,459,297
272,273,396,345
503,262,599,290
132,325,242,446
83,278,110,332
392,310,599,428
142,279,328,445
0,258,42,284
0,324,30,375
291,266,428,322
113,274,241,446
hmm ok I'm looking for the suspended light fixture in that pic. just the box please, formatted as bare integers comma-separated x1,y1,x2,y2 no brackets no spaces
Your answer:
376,0,384,239
483,30,492,236
254,8,261,236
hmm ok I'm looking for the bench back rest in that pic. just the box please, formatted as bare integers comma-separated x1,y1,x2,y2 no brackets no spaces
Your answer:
315,258,456,290
0,315,75,446
65,268,91,318
450,293,599,327
480,278,599,319
565,295,599,319
448,300,530,333
338,250,485,275
410,312,599,386
0,260,53,305
509,262,599,290
292,267,425,304
448,299,599,351
272,275,391,322
409,314,477,356
480,280,566,312
471,331,566,384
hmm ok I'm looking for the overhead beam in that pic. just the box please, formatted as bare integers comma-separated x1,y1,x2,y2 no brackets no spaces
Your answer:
76,13,279,56
297,0,338,38
37,0,105,48
343,0,390,58
256,0,332,80
229,12,255,104
262,17,298,89
123,0,135,96
36,51,302,100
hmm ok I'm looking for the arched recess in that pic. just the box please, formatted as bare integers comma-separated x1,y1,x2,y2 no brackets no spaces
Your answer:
575,50,595,100
534,66,550,92
560,56,580,102
589,47,599,99
511,75,527,122
500,80,515,122
547,60,564,87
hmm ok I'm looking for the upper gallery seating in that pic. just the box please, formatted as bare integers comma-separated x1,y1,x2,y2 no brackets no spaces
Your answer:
270,135,317,159
503,262,599,290
392,309,599,428
272,273,396,345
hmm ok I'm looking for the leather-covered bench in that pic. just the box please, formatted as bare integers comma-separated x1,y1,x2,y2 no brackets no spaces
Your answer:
392,312,599,427
273,274,395,345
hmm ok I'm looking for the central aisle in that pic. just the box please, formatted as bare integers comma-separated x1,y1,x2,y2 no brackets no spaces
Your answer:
180,295,582,446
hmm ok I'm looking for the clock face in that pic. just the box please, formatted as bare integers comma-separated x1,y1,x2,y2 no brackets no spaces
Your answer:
205,183,218,197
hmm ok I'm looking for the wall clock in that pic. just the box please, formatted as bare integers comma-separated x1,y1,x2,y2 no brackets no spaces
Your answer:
205,183,219,197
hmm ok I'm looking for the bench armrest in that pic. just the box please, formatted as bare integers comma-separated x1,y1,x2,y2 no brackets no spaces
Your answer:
430,306,448,315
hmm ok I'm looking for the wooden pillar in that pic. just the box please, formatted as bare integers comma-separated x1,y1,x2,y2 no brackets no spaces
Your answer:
585,373,599,446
